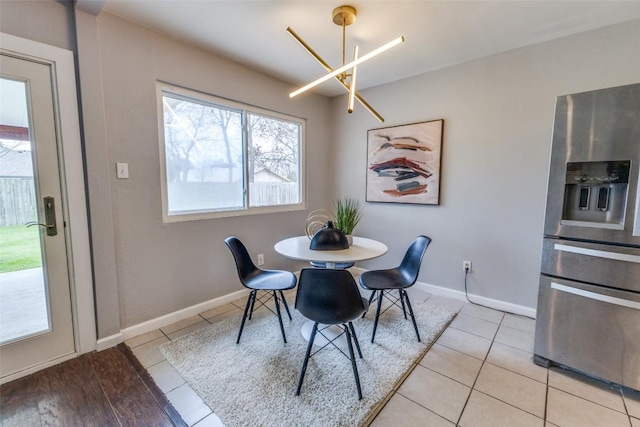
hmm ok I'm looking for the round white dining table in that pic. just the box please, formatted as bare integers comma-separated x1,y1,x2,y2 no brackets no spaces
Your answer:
274,235,388,345
274,236,388,269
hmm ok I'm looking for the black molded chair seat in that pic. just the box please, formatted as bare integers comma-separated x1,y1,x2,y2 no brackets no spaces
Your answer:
359,236,431,343
225,236,296,344
242,270,295,290
358,269,412,290
309,261,355,269
295,268,368,400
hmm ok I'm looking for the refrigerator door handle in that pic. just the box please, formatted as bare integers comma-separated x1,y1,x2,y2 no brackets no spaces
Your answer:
554,243,640,264
634,178,640,237
551,282,640,310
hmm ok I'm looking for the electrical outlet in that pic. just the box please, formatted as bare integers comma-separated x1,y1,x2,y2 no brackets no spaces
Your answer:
257,253,265,266
116,162,129,179
463,260,472,272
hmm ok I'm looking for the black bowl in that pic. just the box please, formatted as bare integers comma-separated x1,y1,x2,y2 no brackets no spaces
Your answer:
309,222,349,250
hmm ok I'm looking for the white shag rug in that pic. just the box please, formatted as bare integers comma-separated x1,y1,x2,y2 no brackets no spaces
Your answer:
160,298,456,427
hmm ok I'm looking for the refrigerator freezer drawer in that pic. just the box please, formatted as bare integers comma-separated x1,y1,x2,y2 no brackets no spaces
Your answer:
534,275,640,391
541,238,640,293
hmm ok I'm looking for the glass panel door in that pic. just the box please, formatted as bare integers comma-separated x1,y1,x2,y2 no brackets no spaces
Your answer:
0,53,75,379
0,78,50,344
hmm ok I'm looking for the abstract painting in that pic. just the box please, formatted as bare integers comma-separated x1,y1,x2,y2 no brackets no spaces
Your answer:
366,119,443,205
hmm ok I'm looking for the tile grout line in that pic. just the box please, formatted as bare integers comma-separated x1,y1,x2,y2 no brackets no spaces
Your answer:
393,390,457,426
620,387,635,423
544,367,550,424
547,384,630,415
482,359,546,384
490,315,549,422
472,389,547,423
127,324,213,422
391,305,466,425
432,308,500,424
369,319,458,426
448,324,498,341
422,351,547,390
128,305,251,426
454,324,495,426
453,313,549,425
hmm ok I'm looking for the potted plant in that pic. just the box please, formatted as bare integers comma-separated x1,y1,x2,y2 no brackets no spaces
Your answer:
333,197,362,245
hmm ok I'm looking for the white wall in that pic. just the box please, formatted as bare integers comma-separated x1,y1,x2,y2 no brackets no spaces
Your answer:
91,13,331,332
1,2,330,338
5,1,639,336
331,19,640,310
0,0,74,51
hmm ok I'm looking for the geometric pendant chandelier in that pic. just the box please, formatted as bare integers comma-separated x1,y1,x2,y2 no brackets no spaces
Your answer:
287,5,404,123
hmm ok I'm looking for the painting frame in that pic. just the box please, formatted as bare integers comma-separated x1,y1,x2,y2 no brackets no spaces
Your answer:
366,119,444,205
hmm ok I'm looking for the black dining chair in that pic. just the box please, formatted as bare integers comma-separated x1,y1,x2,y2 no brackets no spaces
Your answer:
224,236,297,344
359,235,431,343
294,268,369,400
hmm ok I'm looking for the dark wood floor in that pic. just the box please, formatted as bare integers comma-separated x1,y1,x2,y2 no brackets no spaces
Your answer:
0,344,186,427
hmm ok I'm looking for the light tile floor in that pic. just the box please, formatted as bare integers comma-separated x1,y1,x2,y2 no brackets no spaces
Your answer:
126,285,640,427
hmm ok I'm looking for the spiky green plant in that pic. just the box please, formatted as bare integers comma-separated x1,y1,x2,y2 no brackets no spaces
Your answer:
333,197,362,235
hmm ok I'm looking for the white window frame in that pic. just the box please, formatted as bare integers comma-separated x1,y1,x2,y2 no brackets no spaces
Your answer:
156,82,306,222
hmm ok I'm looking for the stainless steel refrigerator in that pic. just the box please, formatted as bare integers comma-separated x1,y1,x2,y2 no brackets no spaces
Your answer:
534,83,640,392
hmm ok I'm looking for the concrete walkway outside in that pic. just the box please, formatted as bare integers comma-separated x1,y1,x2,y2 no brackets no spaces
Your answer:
0,267,49,344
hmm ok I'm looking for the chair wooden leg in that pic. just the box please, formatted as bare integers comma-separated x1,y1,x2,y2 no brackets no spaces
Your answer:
344,324,363,400
402,290,421,342
296,322,318,396
279,290,292,320
248,290,257,320
236,290,255,344
399,289,408,319
348,321,363,358
273,290,287,343
363,290,377,318
371,290,384,343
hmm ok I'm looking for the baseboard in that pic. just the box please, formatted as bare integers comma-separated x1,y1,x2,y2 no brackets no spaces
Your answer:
96,333,124,351
94,269,537,352
414,282,537,319
350,267,536,319
95,289,250,351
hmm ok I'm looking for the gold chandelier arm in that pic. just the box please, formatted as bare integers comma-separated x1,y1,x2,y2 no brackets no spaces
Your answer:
348,45,358,113
287,27,332,71
342,20,347,68
289,36,403,98
352,92,384,122
286,27,385,122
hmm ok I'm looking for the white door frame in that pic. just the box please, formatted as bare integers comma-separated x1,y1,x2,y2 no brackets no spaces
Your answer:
0,33,96,381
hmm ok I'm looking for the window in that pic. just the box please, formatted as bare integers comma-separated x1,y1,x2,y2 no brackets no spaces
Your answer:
157,83,305,221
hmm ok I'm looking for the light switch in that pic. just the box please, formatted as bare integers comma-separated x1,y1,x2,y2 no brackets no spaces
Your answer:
116,162,129,179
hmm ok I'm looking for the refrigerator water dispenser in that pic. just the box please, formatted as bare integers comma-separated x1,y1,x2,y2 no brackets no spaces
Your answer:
561,160,630,229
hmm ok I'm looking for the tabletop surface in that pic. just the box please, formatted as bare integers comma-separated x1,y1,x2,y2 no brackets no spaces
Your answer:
274,236,388,263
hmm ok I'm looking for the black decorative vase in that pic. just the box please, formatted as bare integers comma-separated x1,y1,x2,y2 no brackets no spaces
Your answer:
309,221,349,250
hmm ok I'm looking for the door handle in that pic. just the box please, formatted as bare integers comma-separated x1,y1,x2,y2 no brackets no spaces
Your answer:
554,243,640,264
26,222,54,229
551,282,640,310
25,196,57,236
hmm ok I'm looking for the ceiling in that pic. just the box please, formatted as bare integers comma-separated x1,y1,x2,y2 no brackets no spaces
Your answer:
101,1,640,97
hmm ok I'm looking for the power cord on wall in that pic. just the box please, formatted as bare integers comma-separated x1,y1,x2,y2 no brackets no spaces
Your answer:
463,267,535,320
463,267,474,305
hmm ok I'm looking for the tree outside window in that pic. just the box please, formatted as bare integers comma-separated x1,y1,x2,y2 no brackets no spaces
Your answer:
159,84,304,221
